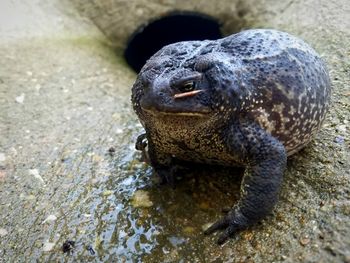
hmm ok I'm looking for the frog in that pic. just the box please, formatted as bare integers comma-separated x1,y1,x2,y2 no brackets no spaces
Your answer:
131,29,331,244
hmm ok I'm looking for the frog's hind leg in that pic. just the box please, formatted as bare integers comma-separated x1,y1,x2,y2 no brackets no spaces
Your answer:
205,123,287,244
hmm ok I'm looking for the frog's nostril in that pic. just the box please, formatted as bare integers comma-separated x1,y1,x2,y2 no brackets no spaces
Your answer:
124,11,222,73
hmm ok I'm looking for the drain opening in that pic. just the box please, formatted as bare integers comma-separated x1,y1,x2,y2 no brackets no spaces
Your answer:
124,11,223,72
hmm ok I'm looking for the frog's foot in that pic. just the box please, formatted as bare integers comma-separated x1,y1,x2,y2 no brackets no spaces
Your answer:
204,208,250,245
155,165,186,188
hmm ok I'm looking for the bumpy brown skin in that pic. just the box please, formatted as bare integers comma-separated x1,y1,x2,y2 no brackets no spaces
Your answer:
131,29,331,244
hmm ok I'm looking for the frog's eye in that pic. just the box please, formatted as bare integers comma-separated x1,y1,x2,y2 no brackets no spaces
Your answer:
179,81,196,93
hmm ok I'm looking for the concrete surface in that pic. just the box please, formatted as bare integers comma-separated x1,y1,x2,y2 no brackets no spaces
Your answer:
0,0,349,262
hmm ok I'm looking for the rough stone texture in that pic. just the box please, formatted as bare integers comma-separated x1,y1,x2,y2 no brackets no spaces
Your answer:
0,0,349,262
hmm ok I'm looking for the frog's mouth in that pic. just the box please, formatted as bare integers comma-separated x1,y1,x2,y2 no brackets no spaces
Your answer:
142,107,211,117
141,102,212,117
140,91,212,117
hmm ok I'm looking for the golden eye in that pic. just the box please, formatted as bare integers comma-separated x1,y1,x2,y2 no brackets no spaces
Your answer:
180,81,196,92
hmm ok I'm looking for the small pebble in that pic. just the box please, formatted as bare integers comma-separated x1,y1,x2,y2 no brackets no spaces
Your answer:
108,147,115,156
26,194,36,200
183,226,195,235
15,93,25,104
42,242,55,252
131,190,153,208
337,125,347,132
299,237,310,246
115,128,123,134
29,169,45,184
87,245,95,255
102,190,113,196
0,228,8,237
92,154,103,163
42,215,57,224
334,136,345,144
0,152,6,162
62,240,75,253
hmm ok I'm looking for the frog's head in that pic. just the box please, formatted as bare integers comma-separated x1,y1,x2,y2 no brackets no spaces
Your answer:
133,56,242,121
131,37,246,126
137,67,213,117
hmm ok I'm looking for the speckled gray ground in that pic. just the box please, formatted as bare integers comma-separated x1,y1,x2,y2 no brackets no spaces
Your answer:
0,0,349,262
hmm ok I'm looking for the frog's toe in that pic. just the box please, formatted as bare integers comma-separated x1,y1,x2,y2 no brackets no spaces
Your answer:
135,133,147,151
204,209,250,244
204,215,242,244
158,170,175,187
221,206,232,214
204,216,229,235
217,225,240,245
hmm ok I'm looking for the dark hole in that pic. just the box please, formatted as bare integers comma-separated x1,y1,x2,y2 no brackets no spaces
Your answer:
124,11,223,72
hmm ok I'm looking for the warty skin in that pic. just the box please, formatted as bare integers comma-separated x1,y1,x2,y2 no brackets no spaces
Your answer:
131,29,331,244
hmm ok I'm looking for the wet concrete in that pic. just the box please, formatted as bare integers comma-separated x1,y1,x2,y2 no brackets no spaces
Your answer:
0,0,349,262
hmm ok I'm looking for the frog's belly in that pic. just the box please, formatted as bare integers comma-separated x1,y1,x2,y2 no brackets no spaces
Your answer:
154,137,243,167
146,115,243,166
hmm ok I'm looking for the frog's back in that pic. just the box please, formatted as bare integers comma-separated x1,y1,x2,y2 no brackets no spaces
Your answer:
218,29,331,155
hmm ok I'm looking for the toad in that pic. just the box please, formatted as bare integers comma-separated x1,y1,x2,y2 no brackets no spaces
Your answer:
131,29,331,244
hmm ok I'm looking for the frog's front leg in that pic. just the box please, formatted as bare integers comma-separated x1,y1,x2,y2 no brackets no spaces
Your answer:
135,133,178,186
205,123,287,244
